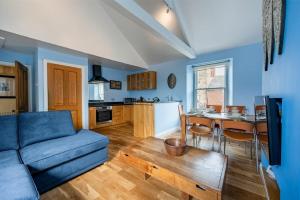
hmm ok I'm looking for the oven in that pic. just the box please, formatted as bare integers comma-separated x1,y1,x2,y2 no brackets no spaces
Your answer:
96,106,112,123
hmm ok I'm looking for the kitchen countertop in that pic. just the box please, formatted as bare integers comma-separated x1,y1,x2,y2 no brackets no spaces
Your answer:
89,100,182,107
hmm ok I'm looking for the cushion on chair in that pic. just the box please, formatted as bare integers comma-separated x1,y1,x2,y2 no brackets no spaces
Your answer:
19,110,76,147
0,150,21,168
0,115,18,150
0,164,39,200
20,129,109,174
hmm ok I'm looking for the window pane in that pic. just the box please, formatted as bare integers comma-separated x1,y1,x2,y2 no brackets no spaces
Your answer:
196,90,207,110
207,89,224,108
196,66,226,89
89,83,104,100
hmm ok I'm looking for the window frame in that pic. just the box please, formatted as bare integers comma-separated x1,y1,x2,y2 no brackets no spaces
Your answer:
193,61,230,110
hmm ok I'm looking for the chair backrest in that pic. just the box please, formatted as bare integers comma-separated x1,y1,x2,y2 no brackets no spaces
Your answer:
0,115,18,151
255,105,266,112
226,105,246,114
222,120,254,133
256,121,268,134
207,105,222,113
189,116,214,129
19,110,76,148
178,104,184,116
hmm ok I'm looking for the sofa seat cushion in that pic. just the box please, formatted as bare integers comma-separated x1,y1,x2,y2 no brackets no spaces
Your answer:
0,150,21,168
0,164,39,200
20,130,109,174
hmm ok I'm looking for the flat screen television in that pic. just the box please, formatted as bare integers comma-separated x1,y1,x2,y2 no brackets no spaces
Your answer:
255,96,282,165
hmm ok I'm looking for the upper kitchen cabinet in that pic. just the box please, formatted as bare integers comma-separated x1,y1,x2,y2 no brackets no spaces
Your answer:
127,71,156,90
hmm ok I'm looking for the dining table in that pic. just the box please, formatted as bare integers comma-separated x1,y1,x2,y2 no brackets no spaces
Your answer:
182,111,263,152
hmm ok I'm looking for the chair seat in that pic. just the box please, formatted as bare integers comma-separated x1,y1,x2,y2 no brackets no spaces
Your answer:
20,129,109,174
223,130,253,142
0,150,21,168
0,164,39,200
190,125,212,136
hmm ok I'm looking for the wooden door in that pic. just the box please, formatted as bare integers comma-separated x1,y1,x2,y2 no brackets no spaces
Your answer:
15,61,28,113
47,63,82,129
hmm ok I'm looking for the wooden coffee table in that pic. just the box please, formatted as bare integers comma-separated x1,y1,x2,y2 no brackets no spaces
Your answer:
119,137,228,200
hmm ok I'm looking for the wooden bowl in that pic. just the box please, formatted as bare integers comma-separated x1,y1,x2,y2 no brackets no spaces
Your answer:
164,138,186,156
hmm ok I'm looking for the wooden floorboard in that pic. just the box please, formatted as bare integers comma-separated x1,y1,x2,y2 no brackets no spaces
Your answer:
41,124,266,200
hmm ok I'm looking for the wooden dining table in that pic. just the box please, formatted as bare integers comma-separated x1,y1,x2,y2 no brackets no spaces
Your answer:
182,112,259,152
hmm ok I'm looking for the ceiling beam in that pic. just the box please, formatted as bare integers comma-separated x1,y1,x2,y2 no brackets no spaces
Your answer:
111,0,196,59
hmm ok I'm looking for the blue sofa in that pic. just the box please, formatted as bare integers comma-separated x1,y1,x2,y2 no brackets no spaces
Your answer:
0,111,109,199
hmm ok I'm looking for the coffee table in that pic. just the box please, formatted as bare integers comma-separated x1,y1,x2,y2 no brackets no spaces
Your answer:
119,137,227,200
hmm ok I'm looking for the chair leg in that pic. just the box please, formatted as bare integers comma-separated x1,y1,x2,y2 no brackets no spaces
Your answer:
223,136,226,155
250,141,253,160
212,133,215,151
255,135,259,172
218,129,222,152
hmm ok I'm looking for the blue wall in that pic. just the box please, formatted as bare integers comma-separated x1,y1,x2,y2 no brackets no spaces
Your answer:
129,43,263,114
0,48,34,66
262,1,300,199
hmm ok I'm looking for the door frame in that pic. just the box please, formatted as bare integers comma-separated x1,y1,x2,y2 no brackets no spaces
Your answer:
43,59,88,129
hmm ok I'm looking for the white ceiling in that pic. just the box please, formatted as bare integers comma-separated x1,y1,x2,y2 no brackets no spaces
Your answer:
174,0,263,55
0,0,262,69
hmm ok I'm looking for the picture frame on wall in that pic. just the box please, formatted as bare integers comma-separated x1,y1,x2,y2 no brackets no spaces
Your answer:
110,80,122,90
0,76,16,98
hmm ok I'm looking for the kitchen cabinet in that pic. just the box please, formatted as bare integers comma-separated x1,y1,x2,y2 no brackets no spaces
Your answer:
89,107,96,129
112,105,123,124
133,103,154,138
127,71,156,90
123,105,133,124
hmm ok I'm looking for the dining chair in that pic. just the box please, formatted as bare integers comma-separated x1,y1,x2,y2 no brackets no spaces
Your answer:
226,105,246,114
206,105,222,113
255,121,268,171
178,104,184,117
189,116,215,150
222,120,255,159
207,105,222,146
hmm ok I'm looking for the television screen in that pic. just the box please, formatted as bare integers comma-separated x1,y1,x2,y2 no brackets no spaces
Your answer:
255,96,282,165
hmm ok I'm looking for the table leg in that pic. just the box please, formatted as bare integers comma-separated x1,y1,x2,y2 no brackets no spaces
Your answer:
181,192,192,200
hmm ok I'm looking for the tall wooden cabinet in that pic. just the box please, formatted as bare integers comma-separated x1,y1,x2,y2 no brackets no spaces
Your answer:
127,71,156,90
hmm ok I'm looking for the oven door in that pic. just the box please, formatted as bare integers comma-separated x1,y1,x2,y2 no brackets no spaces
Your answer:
96,108,112,123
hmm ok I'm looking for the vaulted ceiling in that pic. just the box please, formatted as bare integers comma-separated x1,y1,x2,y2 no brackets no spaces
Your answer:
0,0,262,69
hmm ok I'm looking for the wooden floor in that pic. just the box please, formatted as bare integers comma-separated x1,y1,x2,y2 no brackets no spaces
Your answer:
41,124,266,200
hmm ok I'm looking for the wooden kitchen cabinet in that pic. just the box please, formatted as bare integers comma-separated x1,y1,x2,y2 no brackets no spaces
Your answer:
112,105,123,124
89,107,96,129
127,71,156,90
133,103,154,138
123,105,133,124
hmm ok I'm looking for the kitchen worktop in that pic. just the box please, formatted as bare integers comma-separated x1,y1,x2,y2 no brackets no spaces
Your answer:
88,100,182,107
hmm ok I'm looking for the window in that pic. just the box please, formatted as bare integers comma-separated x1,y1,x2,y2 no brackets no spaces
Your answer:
89,83,104,101
194,62,229,110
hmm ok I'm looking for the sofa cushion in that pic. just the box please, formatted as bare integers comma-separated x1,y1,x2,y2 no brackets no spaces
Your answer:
0,150,21,168
20,129,109,174
0,115,18,150
0,164,39,200
19,110,76,148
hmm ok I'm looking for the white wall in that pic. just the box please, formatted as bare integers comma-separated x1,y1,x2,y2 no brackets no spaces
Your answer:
0,0,146,68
